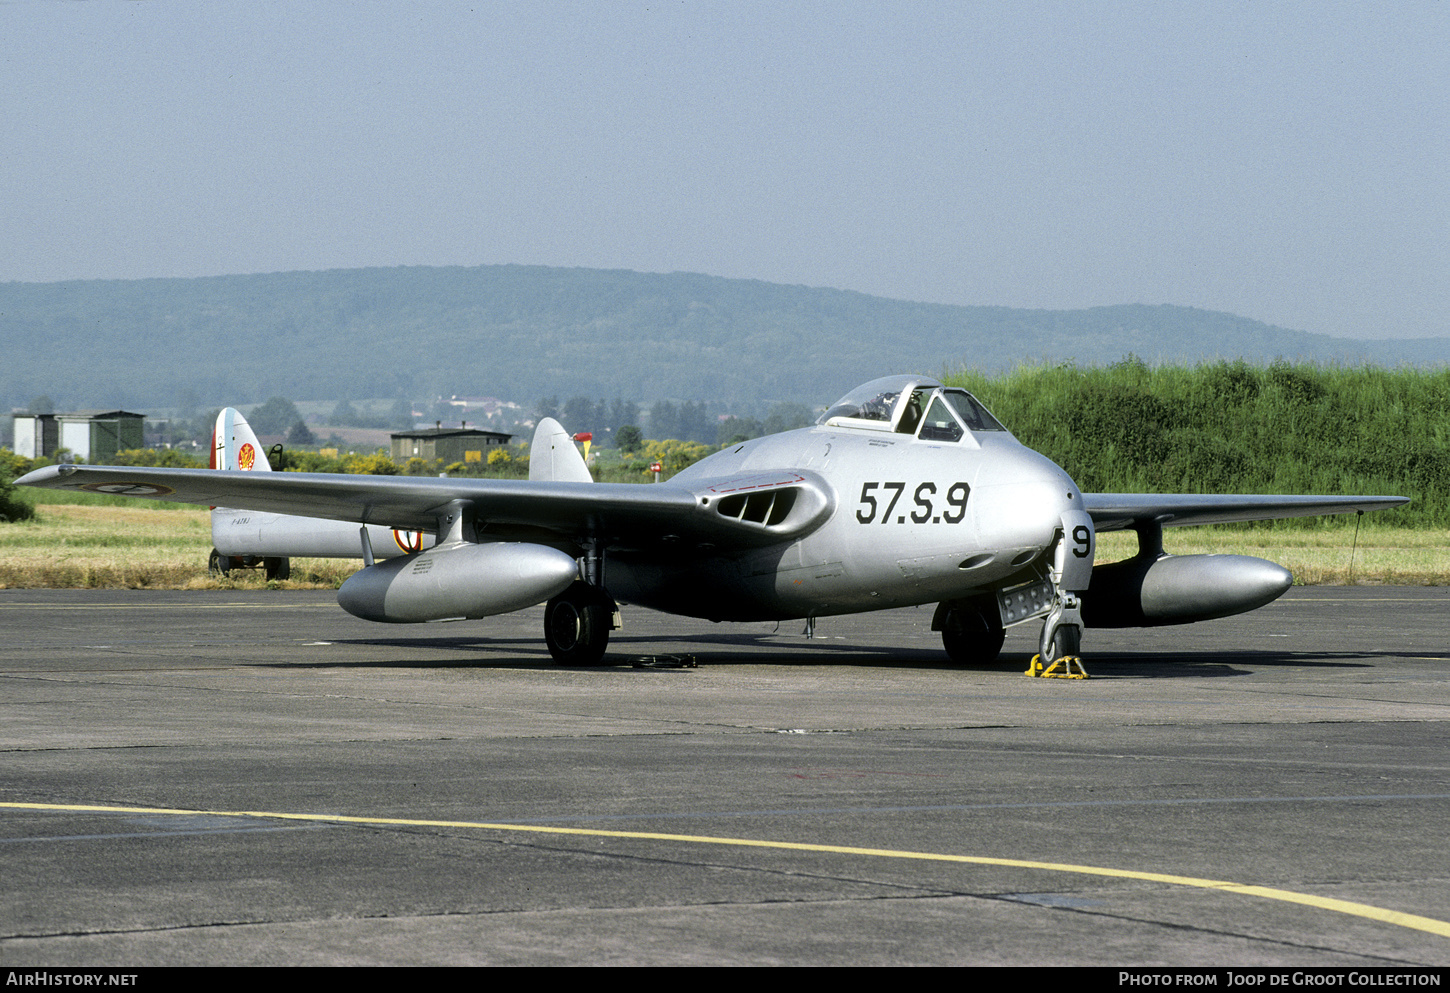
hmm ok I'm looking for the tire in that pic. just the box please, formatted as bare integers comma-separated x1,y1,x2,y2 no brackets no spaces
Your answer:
208,549,231,576
544,583,612,666
940,601,1005,664
1045,623,1081,660
264,557,291,581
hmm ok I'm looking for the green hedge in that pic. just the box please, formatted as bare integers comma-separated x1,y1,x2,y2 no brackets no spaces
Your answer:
948,360,1447,527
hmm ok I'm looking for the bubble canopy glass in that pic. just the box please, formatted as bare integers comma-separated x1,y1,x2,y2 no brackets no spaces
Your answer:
819,375,1006,438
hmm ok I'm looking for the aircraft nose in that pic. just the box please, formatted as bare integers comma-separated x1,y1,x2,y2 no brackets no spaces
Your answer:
971,454,1082,555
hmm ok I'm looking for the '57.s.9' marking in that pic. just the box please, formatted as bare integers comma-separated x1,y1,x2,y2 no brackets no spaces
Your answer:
855,481,970,524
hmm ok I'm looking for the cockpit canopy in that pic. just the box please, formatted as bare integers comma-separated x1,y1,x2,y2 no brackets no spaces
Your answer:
819,375,1007,442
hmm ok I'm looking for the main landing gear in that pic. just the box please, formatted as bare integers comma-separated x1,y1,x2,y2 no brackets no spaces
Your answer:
208,549,290,581
544,581,619,666
933,597,1006,664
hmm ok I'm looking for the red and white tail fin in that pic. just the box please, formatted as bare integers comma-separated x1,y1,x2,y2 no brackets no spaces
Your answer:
212,408,271,472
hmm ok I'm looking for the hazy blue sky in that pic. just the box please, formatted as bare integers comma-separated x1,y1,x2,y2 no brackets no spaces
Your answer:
3,1,1445,339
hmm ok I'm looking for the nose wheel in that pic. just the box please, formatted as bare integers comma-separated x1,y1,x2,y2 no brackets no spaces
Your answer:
1039,599,1082,661
1048,623,1080,658
1032,594,1088,677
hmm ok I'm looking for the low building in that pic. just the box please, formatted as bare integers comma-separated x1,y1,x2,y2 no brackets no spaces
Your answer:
390,425,512,464
13,410,145,462
12,413,57,459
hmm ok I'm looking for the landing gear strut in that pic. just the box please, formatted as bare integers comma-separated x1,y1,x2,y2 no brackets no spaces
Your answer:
1037,594,1084,663
544,581,617,667
1037,509,1094,666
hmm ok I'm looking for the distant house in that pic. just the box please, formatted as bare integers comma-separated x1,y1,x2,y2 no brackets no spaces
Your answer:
13,410,145,462
390,425,512,464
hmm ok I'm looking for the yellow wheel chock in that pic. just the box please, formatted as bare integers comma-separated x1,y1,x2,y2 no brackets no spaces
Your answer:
1026,654,1089,679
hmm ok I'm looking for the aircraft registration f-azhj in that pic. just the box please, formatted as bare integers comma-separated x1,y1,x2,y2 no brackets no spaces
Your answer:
19,376,1406,667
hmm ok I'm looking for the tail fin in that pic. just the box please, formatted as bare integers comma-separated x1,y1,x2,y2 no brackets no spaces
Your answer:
212,408,271,472
529,417,592,483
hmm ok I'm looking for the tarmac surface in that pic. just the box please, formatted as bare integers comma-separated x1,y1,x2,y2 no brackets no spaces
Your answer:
1,586,1448,967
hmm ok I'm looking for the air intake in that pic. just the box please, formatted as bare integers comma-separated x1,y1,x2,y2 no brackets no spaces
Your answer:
716,487,799,526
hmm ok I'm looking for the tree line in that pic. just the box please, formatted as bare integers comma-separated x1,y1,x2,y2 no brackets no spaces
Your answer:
5,362,1444,527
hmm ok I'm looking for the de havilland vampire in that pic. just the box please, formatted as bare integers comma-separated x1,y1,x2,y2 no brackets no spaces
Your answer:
18,376,1406,666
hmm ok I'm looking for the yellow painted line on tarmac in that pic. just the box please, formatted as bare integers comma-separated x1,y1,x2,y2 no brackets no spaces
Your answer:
6,800,1449,939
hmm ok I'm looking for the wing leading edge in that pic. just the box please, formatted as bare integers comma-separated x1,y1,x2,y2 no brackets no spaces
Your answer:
1083,493,1409,532
16,463,833,551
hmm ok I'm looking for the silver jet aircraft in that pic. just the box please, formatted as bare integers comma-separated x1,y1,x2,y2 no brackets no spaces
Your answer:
18,375,1406,666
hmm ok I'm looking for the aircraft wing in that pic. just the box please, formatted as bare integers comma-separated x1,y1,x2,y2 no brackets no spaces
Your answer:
1083,493,1409,532
16,464,833,551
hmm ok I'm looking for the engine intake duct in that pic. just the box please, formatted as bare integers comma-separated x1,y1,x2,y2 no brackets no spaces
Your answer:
716,487,798,526
1082,523,1293,628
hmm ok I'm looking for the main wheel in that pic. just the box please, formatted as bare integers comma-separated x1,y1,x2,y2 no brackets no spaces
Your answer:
940,601,1005,664
264,557,291,581
208,549,231,576
544,583,612,666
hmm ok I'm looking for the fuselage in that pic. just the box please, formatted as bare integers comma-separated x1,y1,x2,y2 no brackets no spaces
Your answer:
606,413,1083,622
211,376,1087,627
212,511,434,560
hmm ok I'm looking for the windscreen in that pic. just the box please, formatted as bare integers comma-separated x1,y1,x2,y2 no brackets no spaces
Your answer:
942,389,1006,432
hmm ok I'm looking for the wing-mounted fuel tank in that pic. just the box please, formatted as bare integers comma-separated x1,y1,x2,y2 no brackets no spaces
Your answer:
338,542,579,623
1082,523,1292,628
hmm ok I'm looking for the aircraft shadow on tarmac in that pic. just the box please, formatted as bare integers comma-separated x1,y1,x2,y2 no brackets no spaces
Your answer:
258,632,952,671
1062,651,1379,678
253,631,1388,678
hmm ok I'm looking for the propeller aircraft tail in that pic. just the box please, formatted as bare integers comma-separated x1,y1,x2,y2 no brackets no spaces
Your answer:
212,408,271,472
205,407,431,576
529,417,593,483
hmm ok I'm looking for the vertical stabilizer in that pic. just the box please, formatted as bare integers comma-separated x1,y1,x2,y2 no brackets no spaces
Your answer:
213,408,271,472
529,417,593,483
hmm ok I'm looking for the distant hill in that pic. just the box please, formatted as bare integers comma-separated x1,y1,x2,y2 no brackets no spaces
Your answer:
1,265,1444,413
